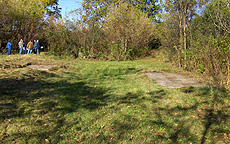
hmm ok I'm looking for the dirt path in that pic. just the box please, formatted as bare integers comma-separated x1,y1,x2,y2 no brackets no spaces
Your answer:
146,72,206,88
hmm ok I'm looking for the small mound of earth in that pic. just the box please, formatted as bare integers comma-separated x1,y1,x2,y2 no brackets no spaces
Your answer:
27,65,56,70
146,72,206,88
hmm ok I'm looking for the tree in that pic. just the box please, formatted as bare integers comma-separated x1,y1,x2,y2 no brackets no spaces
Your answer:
0,0,43,45
82,0,160,23
103,3,155,60
206,0,230,34
161,0,207,67
41,0,62,18
156,12,180,64
0,0,61,53
163,0,197,50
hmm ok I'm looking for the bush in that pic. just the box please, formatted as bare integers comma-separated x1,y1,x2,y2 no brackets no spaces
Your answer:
103,3,156,60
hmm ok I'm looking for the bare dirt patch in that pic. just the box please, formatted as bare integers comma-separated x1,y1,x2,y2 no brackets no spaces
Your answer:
27,65,56,70
146,72,206,88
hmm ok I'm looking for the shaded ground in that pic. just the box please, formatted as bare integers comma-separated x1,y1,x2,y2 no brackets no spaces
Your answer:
146,72,206,88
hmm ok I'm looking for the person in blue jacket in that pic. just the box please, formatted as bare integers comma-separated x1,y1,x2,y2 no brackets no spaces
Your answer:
7,40,12,55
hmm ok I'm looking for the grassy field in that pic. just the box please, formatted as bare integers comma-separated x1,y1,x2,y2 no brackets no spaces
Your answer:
0,54,229,143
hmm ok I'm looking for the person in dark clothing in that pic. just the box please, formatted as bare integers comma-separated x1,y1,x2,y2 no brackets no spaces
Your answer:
23,41,26,54
34,40,38,54
37,40,40,54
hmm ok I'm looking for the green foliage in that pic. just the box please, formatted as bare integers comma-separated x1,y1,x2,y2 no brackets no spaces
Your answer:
0,0,61,54
155,13,179,61
156,0,230,87
82,0,160,23
78,23,106,58
205,0,230,34
97,52,107,60
48,2,157,60
0,0,44,45
103,3,155,60
185,6,230,86
110,40,133,61
0,0,158,60
46,17,80,57
42,0,62,18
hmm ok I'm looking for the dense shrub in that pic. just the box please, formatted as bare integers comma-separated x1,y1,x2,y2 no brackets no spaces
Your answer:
103,3,156,60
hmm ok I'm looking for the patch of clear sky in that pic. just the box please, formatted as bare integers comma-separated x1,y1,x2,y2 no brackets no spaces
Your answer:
59,0,82,19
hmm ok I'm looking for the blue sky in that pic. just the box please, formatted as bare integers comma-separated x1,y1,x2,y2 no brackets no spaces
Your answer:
59,0,83,18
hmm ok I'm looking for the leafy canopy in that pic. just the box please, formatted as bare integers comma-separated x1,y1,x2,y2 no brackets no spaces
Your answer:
82,0,161,22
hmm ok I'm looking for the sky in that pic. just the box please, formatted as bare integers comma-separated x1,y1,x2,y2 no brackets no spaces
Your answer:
58,0,83,18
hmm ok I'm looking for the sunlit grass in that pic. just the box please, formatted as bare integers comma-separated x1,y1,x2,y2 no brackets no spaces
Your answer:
0,54,229,143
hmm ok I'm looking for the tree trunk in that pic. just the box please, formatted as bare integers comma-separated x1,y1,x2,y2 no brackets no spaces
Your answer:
178,12,183,68
124,39,128,60
183,11,187,68
90,23,95,57
228,50,230,87
179,17,183,53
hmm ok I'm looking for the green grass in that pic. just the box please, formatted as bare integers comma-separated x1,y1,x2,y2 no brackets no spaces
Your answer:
0,54,229,143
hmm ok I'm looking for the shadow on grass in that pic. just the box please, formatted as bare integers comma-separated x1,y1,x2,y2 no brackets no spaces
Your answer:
0,70,109,143
197,87,230,144
111,114,139,141
92,67,137,80
118,89,167,105
151,86,230,143
114,87,230,143
1,68,229,143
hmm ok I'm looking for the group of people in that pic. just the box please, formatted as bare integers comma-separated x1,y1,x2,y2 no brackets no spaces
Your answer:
6,39,40,55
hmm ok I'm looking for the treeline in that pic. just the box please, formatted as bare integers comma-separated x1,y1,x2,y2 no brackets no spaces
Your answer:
0,0,60,53
157,0,230,86
0,0,160,60
1,0,230,86
45,1,160,60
